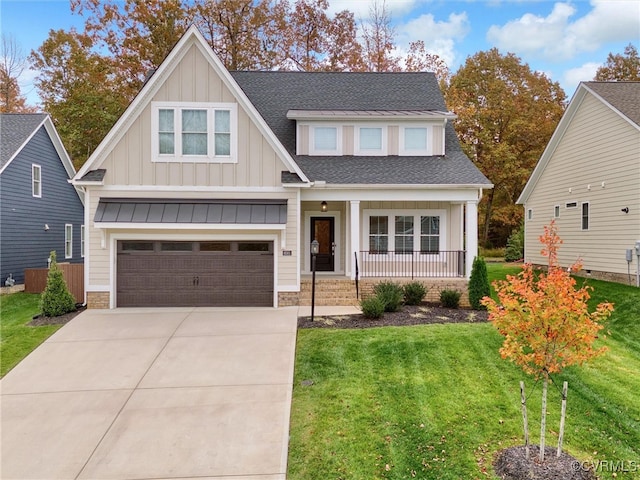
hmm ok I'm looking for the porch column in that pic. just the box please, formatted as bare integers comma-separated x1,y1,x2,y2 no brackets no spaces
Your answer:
350,200,360,280
465,200,478,278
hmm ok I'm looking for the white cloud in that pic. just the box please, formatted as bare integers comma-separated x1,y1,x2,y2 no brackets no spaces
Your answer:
396,12,470,67
563,62,601,92
486,1,640,61
327,0,418,19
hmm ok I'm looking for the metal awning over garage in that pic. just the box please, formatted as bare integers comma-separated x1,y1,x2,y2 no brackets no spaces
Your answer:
94,199,288,226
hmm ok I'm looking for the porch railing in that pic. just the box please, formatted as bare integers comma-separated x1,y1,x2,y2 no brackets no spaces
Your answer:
359,250,466,278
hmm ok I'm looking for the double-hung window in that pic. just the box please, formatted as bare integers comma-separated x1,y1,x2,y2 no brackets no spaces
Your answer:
369,216,389,253
32,164,41,197
65,224,73,259
394,216,414,254
420,216,440,253
581,202,589,230
152,102,237,162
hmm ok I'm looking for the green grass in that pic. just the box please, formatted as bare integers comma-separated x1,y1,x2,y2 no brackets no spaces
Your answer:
287,265,640,479
0,292,62,377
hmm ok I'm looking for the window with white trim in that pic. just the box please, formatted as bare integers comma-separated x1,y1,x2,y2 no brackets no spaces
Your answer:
152,102,237,162
81,225,85,258
554,205,560,218
400,126,429,155
581,202,589,230
32,164,41,197
65,224,73,259
356,126,385,155
365,210,445,254
527,209,533,220
311,126,341,155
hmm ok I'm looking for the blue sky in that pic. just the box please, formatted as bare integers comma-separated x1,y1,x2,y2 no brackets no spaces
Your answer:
1,0,639,107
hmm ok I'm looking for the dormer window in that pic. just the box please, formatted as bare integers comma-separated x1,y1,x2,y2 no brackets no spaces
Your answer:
400,126,429,155
356,126,386,155
152,102,237,162
311,126,341,155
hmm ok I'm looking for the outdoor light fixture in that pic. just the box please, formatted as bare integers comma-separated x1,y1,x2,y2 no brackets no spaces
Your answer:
622,207,629,214
310,239,320,322
320,201,328,212
44,224,49,231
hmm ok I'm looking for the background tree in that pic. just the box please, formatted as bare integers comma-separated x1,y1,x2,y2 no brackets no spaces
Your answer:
1,34,36,112
445,49,566,247
361,0,400,72
594,43,640,81
483,221,613,461
30,29,126,167
405,40,449,86
322,10,366,72
285,0,332,71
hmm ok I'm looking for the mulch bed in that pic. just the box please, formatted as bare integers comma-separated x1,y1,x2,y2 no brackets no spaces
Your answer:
28,305,86,326
298,303,489,329
494,446,596,480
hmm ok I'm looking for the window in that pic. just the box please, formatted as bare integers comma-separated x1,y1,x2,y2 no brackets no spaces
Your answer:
566,202,577,208
369,216,388,253
121,242,154,252
366,211,444,254
554,205,560,218
356,126,385,155
32,164,41,197
394,216,414,253
420,216,440,253
65,224,72,259
313,127,338,153
581,202,589,230
81,225,85,258
152,102,237,162
400,127,429,155
527,209,533,220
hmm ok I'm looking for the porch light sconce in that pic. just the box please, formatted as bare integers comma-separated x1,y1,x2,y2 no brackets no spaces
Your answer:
320,201,328,212
310,239,320,322
621,207,629,214
44,224,49,231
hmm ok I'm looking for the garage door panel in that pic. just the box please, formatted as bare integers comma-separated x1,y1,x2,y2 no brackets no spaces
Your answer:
117,242,274,307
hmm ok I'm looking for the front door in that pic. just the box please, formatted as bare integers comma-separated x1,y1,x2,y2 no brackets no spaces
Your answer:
310,217,335,272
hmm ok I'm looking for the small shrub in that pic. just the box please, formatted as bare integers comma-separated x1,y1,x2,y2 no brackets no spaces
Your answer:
468,257,491,310
505,224,525,262
40,251,76,317
360,295,385,319
373,281,404,312
440,289,461,309
403,282,427,305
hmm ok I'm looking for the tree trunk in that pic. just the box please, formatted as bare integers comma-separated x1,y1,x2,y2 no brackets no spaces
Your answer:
520,381,530,460
557,381,568,457
539,375,548,462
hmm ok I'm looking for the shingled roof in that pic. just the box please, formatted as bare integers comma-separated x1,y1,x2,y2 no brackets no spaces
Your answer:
231,71,491,186
584,82,640,127
0,113,48,170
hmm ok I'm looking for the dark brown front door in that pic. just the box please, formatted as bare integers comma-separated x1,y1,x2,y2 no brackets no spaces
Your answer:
310,217,335,272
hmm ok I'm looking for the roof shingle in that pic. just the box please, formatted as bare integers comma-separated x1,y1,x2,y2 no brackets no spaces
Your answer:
0,113,48,169
584,82,640,127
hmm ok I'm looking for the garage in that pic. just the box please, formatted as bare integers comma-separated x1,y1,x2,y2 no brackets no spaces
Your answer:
116,241,274,307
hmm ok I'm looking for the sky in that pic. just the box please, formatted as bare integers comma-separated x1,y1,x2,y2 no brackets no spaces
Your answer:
1,0,639,107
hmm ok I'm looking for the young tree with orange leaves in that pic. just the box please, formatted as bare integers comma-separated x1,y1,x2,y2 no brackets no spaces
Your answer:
482,221,613,462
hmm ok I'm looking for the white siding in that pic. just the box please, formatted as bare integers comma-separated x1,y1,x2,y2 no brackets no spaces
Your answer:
524,92,640,275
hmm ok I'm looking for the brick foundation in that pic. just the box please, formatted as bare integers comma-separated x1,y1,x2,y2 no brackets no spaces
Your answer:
278,291,300,307
87,291,110,309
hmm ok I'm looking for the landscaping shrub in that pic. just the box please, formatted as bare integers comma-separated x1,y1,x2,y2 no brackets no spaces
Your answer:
403,281,427,305
360,295,385,319
505,224,525,262
468,256,491,310
40,251,76,317
440,289,461,309
373,281,404,312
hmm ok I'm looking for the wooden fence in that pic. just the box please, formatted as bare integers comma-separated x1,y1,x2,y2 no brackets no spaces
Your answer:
24,263,84,304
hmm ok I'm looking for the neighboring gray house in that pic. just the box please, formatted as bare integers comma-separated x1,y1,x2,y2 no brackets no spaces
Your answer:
72,26,492,309
0,113,85,285
518,82,640,283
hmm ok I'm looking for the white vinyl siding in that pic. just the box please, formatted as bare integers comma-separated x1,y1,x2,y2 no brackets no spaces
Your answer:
65,224,73,259
152,102,237,163
32,164,41,197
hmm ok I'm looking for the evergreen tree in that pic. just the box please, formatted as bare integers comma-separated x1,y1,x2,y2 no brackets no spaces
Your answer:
468,256,490,310
40,251,77,317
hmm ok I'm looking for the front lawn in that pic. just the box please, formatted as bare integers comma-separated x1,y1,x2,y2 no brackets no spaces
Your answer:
287,266,640,479
0,292,62,377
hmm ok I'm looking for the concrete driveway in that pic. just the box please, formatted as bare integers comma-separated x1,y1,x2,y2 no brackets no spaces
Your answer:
1,307,298,480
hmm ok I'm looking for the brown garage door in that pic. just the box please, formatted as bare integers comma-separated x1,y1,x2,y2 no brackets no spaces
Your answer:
117,241,274,307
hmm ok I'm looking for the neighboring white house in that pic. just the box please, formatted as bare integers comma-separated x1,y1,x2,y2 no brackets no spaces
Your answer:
72,26,492,309
517,81,640,284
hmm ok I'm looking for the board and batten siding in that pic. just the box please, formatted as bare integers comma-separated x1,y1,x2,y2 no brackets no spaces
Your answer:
523,92,640,276
99,44,288,189
0,127,84,284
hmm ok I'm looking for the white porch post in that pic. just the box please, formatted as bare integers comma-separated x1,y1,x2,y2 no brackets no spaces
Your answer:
350,200,360,280
465,200,478,278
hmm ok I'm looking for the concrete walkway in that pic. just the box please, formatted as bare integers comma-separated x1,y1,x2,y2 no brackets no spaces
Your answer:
1,307,298,480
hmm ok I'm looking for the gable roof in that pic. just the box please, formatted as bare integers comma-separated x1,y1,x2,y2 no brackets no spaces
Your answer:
73,25,309,184
231,71,491,186
517,81,640,205
0,113,77,181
